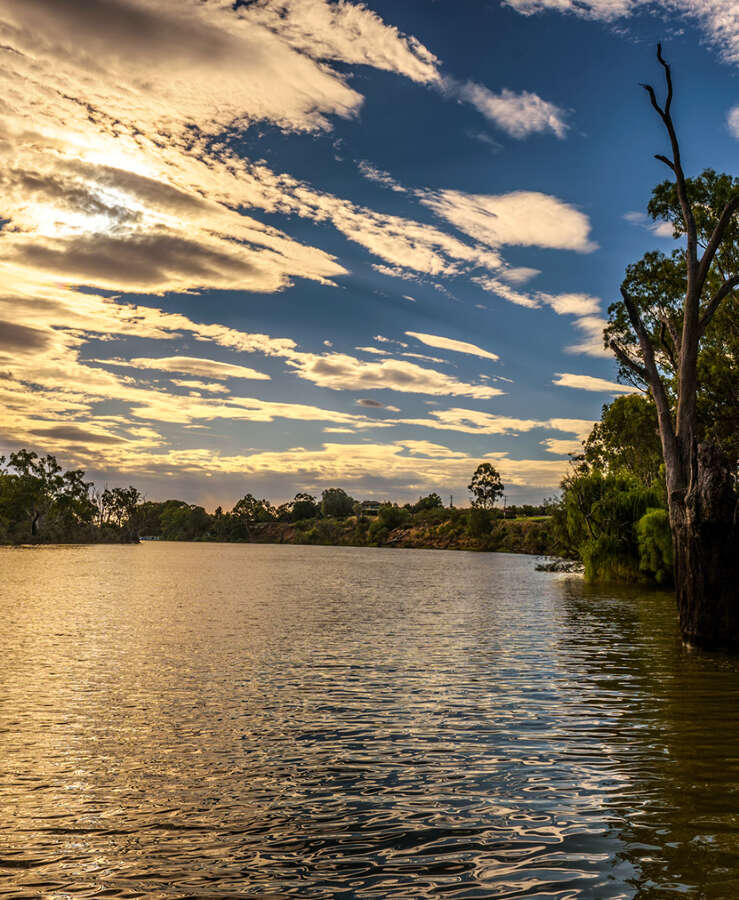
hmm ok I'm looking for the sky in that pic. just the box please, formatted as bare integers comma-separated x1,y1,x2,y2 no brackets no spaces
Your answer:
0,0,737,509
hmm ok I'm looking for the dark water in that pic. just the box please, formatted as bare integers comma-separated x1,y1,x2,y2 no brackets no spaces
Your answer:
1,544,738,898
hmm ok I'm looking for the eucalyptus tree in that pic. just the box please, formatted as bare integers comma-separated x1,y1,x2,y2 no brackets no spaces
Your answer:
607,47,738,648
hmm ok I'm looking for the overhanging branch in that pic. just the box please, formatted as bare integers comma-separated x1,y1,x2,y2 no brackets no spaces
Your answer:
609,340,648,382
699,275,739,337
696,195,739,292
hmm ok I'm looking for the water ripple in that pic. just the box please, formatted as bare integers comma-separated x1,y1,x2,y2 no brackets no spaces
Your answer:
1,543,738,897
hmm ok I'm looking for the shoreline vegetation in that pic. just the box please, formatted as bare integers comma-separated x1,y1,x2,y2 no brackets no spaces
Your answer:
1,420,687,587
0,449,560,557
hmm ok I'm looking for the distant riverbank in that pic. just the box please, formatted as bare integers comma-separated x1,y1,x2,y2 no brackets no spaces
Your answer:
149,512,559,556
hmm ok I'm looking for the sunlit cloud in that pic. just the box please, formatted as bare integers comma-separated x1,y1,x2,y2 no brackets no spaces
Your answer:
405,331,500,361
443,78,569,138
98,356,271,381
504,0,739,66
419,189,596,252
553,372,637,393
286,352,502,398
727,105,739,138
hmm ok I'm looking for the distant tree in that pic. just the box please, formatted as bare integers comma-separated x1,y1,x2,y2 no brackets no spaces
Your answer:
468,463,504,510
291,492,320,521
160,503,211,540
412,492,443,513
321,487,354,518
377,503,409,530
231,493,275,523
101,486,141,530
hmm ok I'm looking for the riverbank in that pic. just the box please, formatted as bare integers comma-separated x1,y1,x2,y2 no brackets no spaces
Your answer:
174,513,559,556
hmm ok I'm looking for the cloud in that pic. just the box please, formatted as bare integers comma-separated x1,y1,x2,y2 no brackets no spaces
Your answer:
401,352,447,364
566,315,611,357
99,355,271,381
375,335,409,348
445,79,569,139
0,0,439,138
624,211,674,238
75,439,573,492
170,380,230,394
553,372,636,393
357,161,407,192
405,331,499,361
356,398,401,412
395,407,594,442
0,320,52,353
30,423,124,445
420,189,596,252
286,352,503,398
504,1,739,67
540,437,584,455
245,0,440,85
728,106,739,138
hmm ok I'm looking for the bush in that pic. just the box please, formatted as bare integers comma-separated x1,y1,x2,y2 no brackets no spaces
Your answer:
467,507,491,538
636,507,674,585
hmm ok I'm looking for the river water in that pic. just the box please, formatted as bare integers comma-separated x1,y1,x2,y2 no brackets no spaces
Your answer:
1,543,738,898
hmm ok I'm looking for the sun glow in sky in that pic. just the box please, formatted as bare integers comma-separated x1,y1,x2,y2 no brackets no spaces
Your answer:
0,0,737,506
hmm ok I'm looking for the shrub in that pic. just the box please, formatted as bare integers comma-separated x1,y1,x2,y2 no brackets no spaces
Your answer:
636,507,674,585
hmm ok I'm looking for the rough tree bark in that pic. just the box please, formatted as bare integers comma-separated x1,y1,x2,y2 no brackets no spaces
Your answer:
610,47,739,649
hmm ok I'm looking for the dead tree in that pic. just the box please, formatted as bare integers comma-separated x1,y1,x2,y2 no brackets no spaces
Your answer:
610,46,739,649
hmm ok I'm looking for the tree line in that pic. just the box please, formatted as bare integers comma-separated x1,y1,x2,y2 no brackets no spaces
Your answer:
2,451,549,547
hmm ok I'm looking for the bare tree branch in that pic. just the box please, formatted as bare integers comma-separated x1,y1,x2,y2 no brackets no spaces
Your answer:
657,43,673,113
654,154,676,172
699,275,739,337
642,45,698,286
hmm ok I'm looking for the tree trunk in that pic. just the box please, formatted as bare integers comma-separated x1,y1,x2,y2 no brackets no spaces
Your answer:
669,442,739,649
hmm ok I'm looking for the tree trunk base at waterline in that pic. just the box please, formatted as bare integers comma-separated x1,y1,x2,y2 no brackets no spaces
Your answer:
673,444,739,650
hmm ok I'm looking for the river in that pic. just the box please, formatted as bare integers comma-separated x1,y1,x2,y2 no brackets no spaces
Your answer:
1,543,738,897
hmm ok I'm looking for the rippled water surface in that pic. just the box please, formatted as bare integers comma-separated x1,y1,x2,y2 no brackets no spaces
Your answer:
2,543,739,898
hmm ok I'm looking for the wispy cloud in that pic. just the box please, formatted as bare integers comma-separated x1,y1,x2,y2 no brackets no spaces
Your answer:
728,105,739,138
505,0,739,66
419,189,596,252
286,352,502,398
624,211,674,238
443,78,569,139
357,161,407,192
553,372,637,392
405,331,500,362
98,356,272,381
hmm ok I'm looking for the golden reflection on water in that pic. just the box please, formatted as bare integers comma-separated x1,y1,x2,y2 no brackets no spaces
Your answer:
1,543,738,898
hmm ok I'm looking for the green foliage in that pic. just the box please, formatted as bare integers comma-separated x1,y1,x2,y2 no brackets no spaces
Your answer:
0,450,123,543
468,463,504,509
412,492,443,513
636,508,674,585
467,506,491,538
232,493,275,524
605,170,739,468
290,493,320,521
582,395,663,487
377,503,409,530
556,469,664,582
321,487,355,518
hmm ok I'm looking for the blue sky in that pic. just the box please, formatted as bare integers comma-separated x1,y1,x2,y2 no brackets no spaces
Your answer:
0,0,737,507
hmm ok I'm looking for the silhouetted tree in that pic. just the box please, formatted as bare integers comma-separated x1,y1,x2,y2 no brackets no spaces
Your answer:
468,463,504,510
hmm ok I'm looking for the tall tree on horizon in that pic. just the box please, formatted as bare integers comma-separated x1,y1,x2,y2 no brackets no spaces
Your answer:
608,46,738,649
